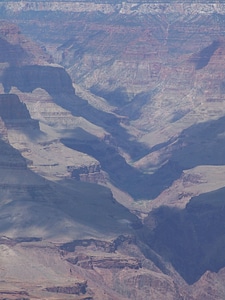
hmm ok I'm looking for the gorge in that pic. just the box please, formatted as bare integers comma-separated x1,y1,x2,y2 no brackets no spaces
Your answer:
0,1,225,299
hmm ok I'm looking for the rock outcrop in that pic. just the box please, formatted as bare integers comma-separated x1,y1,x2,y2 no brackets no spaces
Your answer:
45,282,87,295
0,136,27,169
0,3,225,300
0,20,51,66
2,65,75,96
67,255,141,270
0,94,39,129
68,163,106,183
143,188,225,284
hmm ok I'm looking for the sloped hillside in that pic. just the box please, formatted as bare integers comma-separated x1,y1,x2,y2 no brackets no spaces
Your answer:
0,2,225,299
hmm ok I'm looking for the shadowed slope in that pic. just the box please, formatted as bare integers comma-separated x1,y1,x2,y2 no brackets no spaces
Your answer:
61,129,182,199
2,65,75,96
143,188,225,284
0,137,141,240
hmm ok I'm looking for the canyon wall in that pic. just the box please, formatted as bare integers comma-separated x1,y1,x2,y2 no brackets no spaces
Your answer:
0,3,225,299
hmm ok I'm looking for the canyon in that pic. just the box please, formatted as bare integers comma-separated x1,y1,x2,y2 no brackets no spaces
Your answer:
0,1,224,299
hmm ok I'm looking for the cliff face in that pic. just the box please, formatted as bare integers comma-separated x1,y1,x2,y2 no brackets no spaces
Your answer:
0,3,225,300
14,6,225,158
2,65,75,96
0,36,26,66
59,235,185,300
0,94,30,120
45,282,87,295
0,137,27,169
0,20,142,241
144,188,225,285
0,94,39,129
0,20,51,66
68,163,106,183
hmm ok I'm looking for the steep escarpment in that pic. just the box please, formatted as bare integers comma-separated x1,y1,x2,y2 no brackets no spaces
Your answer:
0,4,225,300
0,20,51,66
0,136,27,169
59,235,186,300
62,135,183,199
2,65,75,96
0,31,107,185
144,188,225,284
0,136,141,241
0,94,30,120
15,10,225,163
0,36,26,66
9,2,225,216
0,93,39,129
0,236,189,300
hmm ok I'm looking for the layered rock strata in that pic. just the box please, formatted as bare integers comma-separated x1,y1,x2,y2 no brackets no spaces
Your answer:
0,4,224,300
2,1,225,15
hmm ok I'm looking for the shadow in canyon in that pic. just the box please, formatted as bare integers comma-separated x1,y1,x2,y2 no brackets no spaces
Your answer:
0,138,141,238
92,87,153,121
146,114,225,171
170,115,225,168
61,128,183,200
143,187,225,284
190,40,220,70
1,64,181,200
2,65,75,95
53,109,225,201
2,65,150,161
0,37,27,66
53,93,150,161
4,64,225,201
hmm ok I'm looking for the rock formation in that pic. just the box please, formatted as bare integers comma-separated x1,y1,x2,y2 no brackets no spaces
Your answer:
2,65,75,96
45,282,87,295
0,94,39,129
0,2,224,300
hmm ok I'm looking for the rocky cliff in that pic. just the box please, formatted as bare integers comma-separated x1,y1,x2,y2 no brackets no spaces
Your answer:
45,282,87,295
68,163,106,183
144,189,225,284
0,94,39,129
0,3,225,300
0,20,51,66
2,65,75,96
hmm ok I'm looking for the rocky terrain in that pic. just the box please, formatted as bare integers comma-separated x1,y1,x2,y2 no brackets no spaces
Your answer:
0,1,224,299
